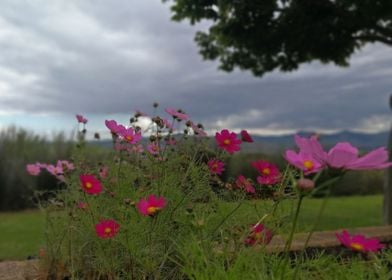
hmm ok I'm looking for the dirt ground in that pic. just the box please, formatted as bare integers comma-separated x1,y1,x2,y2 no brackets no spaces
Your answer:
0,260,39,280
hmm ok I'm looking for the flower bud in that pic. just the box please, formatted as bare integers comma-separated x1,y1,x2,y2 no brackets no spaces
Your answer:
297,178,315,192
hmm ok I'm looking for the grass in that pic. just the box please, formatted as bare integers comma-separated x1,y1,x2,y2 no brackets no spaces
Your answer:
0,195,383,260
0,210,45,261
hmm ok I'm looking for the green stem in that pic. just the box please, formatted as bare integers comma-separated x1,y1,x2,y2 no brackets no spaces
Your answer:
284,196,304,252
279,195,304,280
291,190,331,280
209,202,242,239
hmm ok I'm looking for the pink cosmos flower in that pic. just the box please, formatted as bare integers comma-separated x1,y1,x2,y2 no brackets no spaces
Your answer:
95,219,120,239
284,150,323,174
245,223,273,246
336,230,385,252
162,118,173,129
326,143,392,170
105,120,126,135
235,175,255,193
147,143,160,155
252,160,280,185
77,201,88,210
130,144,144,153
26,163,41,176
136,195,167,216
190,122,207,137
165,138,177,146
57,160,75,172
80,174,103,195
99,166,109,179
165,108,189,120
46,164,64,177
240,130,254,143
294,135,327,163
215,129,242,154
114,141,127,151
119,127,142,144
76,114,88,124
207,159,225,175
293,135,392,171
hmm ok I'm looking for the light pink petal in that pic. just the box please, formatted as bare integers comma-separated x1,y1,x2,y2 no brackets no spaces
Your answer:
346,147,392,170
327,142,359,168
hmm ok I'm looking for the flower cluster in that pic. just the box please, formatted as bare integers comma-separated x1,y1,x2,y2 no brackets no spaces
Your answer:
26,160,74,181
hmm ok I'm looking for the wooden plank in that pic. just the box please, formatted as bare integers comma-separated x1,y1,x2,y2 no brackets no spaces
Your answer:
267,225,392,252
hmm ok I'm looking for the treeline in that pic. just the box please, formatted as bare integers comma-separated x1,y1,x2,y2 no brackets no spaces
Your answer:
0,128,385,211
0,127,77,210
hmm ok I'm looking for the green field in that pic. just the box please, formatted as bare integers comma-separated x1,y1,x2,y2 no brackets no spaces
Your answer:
0,195,383,260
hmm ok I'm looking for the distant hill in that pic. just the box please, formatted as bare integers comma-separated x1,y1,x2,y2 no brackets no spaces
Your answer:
91,131,390,155
244,131,390,154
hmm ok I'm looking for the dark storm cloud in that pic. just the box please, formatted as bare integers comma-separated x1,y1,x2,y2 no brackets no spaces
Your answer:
0,0,390,133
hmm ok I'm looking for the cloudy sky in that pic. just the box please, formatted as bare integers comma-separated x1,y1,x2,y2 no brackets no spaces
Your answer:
0,0,391,138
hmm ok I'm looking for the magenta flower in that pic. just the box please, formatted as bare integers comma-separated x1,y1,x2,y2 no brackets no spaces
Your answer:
240,130,253,143
252,160,280,185
215,129,242,154
147,143,160,155
136,195,167,216
165,108,189,121
284,150,323,174
245,223,273,246
80,174,103,195
26,163,41,176
105,120,126,135
336,230,384,252
76,114,88,124
119,127,142,144
207,159,225,175
235,175,255,193
95,219,120,239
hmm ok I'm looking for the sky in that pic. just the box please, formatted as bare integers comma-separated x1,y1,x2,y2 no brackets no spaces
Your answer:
0,0,391,139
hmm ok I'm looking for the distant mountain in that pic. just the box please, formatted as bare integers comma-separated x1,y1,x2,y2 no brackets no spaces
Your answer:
245,131,390,154
91,131,390,154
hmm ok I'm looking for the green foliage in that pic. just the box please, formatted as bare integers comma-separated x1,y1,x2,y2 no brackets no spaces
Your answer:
0,195,384,261
0,127,73,210
165,0,392,76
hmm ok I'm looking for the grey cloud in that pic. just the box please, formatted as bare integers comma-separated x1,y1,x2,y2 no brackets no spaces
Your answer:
0,0,390,134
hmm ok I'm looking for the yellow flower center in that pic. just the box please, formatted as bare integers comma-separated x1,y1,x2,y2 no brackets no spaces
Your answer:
254,232,262,240
303,160,314,170
104,227,112,234
262,168,271,175
126,135,133,141
212,163,218,170
147,206,160,215
223,139,231,145
85,182,92,189
350,242,364,251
